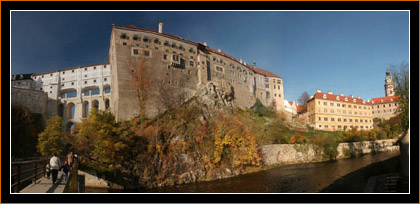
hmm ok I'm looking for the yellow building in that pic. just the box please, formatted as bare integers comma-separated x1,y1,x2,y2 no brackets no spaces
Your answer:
307,90,374,131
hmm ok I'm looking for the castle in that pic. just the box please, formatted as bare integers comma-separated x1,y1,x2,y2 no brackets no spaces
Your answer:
11,23,285,130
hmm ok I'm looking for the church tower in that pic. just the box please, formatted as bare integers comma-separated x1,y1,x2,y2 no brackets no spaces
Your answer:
384,70,395,97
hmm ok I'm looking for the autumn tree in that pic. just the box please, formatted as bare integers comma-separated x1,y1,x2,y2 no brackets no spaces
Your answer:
390,61,409,130
129,58,151,124
37,116,65,156
298,91,311,105
11,105,43,157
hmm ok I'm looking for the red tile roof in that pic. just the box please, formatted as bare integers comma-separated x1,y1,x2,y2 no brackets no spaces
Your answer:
371,95,400,104
247,65,282,79
117,24,282,79
311,92,371,105
288,101,294,106
296,105,307,113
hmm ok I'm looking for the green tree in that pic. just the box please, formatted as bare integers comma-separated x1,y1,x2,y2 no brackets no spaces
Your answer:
390,61,409,130
37,116,65,156
11,105,42,157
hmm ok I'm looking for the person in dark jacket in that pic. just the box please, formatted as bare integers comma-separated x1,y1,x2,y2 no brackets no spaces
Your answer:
60,161,69,181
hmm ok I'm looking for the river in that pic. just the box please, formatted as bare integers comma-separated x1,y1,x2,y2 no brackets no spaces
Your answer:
85,151,401,193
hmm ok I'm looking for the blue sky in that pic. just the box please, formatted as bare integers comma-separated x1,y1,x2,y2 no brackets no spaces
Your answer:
11,11,409,102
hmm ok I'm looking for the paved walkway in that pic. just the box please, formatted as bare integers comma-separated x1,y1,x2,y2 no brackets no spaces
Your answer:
20,171,67,193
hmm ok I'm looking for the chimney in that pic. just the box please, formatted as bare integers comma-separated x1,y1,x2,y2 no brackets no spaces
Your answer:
350,95,354,98
203,42,207,46
339,93,344,96
218,49,221,52
310,95,314,99
158,22,163,33
357,96,361,99
327,91,333,94
253,61,256,66
316,89,321,93
240,59,243,63
244,61,247,65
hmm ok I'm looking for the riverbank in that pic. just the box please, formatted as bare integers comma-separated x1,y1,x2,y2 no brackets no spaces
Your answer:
262,139,399,166
85,151,400,193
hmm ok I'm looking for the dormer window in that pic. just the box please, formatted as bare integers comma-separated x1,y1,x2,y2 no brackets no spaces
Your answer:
353,98,356,102
390,99,393,102
336,96,340,100
323,94,327,99
380,99,383,103
345,97,348,102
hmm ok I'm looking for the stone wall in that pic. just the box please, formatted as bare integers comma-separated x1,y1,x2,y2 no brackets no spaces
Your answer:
262,139,399,165
11,87,48,120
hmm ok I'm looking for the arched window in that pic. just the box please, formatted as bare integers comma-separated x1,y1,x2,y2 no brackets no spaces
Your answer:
67,103,75,119
92,100,99,109
104,85,111,94
105,99,110,110
83,101,89,118
61,89,77,99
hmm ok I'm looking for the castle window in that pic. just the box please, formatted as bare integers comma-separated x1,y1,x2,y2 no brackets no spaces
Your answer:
133,49,139,55
189,48,195,53
173,54,179,62
93,67,96,70
104,78,107,81
324,117,328,121
144,50,150,57
265,84,269,88
50,74,53,76
105,87,110,94
164,41,170,46
171,43,177,48
143,37,150,42
85,68,87,71
93,80,97,83
179,45,185,51
154,38,161,44
72,70,74,73
123,42,127,46
337,103,341,107
62,71,65,74
120,33,128,39
215,66,224,73
163,54,168,60
133,35,139,41
190,61,194,67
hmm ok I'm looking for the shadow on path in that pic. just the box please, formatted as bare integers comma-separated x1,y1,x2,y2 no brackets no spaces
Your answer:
46,176,65,193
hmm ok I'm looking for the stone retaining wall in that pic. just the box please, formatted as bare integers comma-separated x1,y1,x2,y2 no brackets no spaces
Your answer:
262,139,399,165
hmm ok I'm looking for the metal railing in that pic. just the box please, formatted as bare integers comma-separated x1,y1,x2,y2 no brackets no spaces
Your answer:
11,158,49,193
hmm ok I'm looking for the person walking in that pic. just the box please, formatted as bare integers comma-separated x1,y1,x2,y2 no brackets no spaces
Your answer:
67,152,74,170
49,153,61,184
60,161,69,181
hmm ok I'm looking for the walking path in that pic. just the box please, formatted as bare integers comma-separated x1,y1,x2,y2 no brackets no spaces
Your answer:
20,171,67,193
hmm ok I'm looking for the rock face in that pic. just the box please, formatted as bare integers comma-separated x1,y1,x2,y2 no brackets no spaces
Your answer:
262,139,400,166
186,82,235,120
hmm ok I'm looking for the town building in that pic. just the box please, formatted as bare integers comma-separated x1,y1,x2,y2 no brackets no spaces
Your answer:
109,23,284,121
306,90,374,131
370,70,400,120
284,100,297,115
11,63,111,131
371,96,400,120
12,22,284,129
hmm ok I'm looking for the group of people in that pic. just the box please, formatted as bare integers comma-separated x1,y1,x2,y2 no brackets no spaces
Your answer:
46,152,76,184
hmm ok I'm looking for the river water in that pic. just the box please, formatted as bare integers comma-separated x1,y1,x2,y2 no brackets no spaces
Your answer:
86,151,401,193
